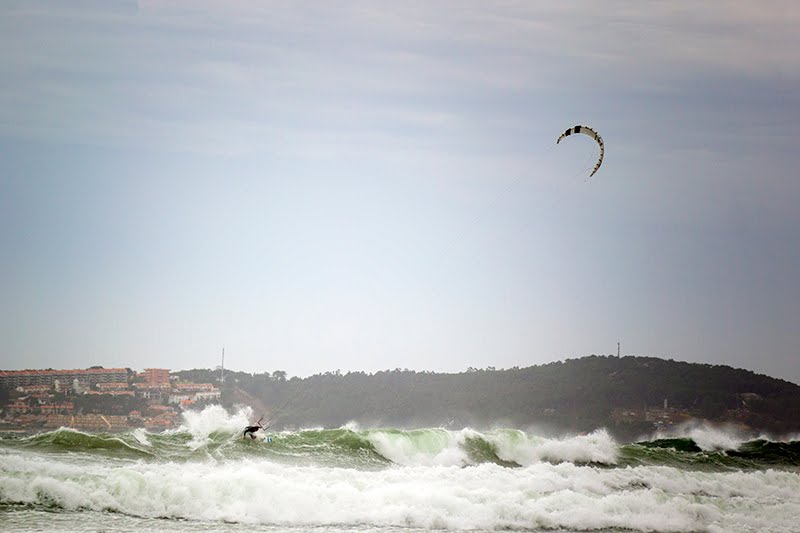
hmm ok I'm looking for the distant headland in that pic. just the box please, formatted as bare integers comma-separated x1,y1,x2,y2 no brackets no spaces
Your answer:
3,356,799,441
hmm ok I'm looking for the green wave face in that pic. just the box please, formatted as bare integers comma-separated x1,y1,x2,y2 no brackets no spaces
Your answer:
9,428,155,459
617,437,800,471
0,426,520,467
3,419,799,471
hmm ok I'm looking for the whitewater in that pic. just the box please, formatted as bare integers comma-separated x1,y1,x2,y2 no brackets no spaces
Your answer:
2,406,800,532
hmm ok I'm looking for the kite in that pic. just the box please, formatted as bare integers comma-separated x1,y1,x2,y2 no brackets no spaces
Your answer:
557,125,604,177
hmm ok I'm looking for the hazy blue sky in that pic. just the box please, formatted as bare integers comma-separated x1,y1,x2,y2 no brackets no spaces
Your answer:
2,1,799,383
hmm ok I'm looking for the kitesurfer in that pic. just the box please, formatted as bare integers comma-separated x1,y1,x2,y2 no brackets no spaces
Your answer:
243,416,268,439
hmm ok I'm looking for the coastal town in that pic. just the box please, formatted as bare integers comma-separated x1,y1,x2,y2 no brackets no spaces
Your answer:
0,367,220,431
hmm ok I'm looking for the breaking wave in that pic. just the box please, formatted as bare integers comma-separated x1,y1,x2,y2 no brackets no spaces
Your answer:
3,407,800,532
2,406,800,470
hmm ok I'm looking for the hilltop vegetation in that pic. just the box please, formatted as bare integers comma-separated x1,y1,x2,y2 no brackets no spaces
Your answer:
175,355,800,440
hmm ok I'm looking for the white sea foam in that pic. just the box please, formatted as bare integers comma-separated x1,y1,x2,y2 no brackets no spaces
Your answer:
2,450,800,532
488,428,619,465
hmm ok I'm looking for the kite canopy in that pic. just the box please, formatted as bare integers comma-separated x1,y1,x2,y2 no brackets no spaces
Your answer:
557,125,604,177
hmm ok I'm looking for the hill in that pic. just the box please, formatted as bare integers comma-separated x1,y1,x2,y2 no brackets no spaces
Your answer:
174,355,800,440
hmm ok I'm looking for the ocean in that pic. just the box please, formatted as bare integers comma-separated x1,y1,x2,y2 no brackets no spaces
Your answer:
2,405,799,532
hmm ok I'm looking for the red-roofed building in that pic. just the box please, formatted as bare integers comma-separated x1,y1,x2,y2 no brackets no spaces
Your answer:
144,368,170,386
0,368,128,389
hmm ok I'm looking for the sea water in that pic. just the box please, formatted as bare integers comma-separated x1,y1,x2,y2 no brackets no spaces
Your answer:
2,405,800,532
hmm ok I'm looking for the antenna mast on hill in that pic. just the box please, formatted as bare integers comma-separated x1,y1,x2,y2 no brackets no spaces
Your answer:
617,342,620,358
220,347,225,385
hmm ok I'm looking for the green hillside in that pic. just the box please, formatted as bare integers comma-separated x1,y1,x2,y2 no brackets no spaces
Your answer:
175,355,800,440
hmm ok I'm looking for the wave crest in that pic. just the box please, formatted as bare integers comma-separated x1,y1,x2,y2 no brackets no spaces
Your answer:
3,406,799,469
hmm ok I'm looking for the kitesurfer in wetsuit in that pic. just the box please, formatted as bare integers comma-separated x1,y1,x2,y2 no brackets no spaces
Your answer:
243,416,268,439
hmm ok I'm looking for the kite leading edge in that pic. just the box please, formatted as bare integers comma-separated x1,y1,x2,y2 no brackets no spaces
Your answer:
557,125,604,177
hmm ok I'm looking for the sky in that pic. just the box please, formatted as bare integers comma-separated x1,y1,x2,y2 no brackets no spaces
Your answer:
1,1,799,383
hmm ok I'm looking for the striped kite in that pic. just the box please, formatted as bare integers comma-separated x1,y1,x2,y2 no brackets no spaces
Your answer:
557,125,604,177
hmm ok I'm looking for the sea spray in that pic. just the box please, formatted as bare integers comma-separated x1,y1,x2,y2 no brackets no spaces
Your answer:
652,420,750,452
175,404,253,450
132,427,152,447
